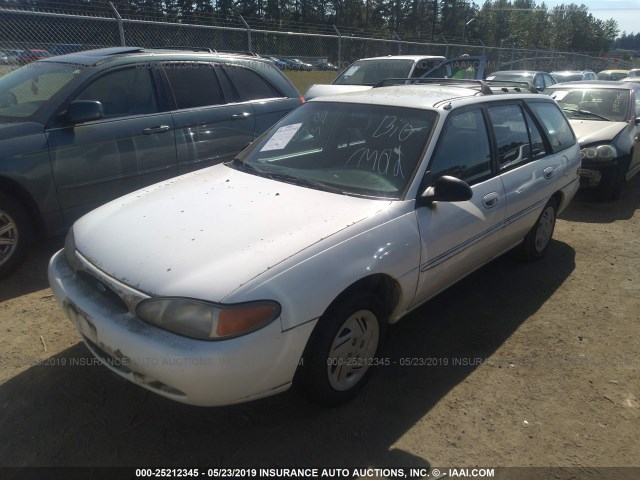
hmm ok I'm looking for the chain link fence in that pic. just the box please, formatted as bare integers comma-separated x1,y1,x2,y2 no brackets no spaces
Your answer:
0,3,632,75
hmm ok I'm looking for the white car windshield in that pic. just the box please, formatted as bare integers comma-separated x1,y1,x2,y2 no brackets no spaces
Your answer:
333,59,416,86
233,102,437,199
552,73,583,82
0,61,83,120
547,88,630,122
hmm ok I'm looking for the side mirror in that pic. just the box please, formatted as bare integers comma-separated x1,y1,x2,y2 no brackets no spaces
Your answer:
0,92,17,108
635,116,640,125
418,175,473,205
65,100,103,124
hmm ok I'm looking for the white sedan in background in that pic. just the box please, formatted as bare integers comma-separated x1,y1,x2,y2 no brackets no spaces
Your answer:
49,79,581,407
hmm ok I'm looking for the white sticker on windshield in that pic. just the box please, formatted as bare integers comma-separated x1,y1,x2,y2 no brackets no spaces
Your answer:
343,65,360,77
551,91,569,101
260,123,302,151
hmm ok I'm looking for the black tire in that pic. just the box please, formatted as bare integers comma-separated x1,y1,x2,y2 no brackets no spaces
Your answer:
519,198,557,262
598,166,625,201
295,292,387,406
0,192,34,278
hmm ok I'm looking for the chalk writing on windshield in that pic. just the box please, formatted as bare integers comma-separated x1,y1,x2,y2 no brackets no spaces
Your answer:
345,145,405,179
289,112,328,143
372,115,417,141
343,115,423,178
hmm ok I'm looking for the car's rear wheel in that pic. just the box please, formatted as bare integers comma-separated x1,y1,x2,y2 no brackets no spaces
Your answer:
0,192,34,278
520,198,557,261
295,292,387,406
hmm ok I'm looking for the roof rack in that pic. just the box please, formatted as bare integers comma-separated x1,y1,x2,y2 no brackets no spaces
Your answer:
373,77,539,95
484,79,538,94
216,50,261,57
373,78,493,94
155,47,260,57
94,47,145,56
151,46,215,53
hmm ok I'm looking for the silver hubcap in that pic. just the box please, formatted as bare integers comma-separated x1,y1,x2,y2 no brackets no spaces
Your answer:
535,206,555,253
0,210,19,267
327,309,380,391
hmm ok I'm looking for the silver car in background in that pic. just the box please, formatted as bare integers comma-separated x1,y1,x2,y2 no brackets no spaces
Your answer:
547,81,640,199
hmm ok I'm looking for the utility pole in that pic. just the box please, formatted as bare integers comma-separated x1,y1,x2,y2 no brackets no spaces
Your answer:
462,16,475,43
431,0,437,41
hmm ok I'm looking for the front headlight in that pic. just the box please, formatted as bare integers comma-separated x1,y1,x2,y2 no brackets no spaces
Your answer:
580,144,617,161
136,298,281,340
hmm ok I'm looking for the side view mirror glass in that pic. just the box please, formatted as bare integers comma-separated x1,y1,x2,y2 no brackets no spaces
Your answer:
418,175,473,205
0,92,17,108
65,100,104,124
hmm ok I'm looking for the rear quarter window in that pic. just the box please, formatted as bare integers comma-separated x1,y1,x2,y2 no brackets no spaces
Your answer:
527,101,575,151
223,64,283,101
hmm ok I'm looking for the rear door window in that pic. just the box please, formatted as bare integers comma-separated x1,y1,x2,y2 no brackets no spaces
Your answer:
487,103,549,170
164,63,224,109
528,101,575,151
524,109,548,159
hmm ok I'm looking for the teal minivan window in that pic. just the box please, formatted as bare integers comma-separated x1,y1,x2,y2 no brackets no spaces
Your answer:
0,62,83,119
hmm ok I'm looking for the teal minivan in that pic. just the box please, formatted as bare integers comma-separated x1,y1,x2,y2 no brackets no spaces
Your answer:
0,47,303,276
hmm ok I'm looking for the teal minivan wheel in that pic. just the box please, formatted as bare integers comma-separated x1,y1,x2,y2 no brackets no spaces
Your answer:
0,192,33,278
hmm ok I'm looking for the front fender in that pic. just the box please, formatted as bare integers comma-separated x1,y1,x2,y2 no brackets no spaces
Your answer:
223,206,422,331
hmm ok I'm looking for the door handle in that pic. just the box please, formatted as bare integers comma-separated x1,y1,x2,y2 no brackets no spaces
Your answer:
143,125,171,135
482,192,499,208
543,167,554,179
231,112,251,120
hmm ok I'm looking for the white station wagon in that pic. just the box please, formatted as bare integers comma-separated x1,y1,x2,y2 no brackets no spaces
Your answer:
49,79,581,406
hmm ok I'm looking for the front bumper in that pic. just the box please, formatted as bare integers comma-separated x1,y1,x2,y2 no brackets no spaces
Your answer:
578,167,603,187
48,250,316,406
579,155,624,188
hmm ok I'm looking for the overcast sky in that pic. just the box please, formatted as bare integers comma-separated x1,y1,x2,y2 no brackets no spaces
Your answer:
545,0,640,36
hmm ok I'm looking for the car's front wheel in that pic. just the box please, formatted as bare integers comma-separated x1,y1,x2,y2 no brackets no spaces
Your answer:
0,192,34,278
598,165,626,201
520,198,557,261
295,292,387,406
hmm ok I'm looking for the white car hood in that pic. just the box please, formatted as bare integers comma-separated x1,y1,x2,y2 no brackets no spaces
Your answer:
569,119,627,145
303,84,373,100
73,165,390,301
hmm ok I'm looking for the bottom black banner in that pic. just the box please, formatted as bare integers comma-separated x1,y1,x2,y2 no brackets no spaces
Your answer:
2,466,640,480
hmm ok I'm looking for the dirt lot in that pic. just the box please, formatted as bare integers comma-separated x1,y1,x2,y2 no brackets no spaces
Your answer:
1,178,639,476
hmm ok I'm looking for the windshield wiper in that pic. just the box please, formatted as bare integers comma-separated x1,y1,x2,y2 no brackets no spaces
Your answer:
266,172,346,194
228,158,266,174
562,108,610,121
228,161,345,194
